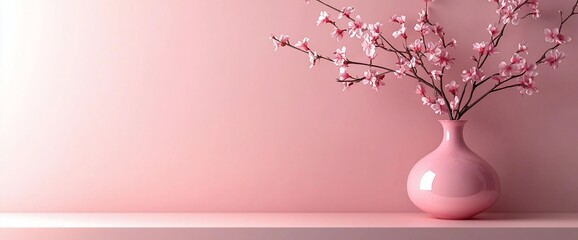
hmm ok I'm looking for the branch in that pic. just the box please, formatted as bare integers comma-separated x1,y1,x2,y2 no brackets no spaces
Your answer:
459,72,524,116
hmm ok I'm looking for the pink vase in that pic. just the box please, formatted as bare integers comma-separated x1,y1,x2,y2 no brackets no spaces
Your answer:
407,120,500,219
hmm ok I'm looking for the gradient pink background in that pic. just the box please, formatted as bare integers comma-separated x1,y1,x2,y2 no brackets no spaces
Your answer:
0,0,577,213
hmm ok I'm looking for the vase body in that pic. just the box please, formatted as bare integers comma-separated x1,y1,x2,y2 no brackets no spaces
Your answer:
407,120,500,219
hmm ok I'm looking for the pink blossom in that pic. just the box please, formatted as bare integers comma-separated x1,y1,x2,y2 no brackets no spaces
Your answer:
517,43,528,54
394,68,406,78
462,67,484,82
544,28,571,44
338,67,351,80
445,81,460,95
392,24,407,39
408,58,417,68
473,42,487,54
417,10,427,23
544,28,557,42
362,35,377,59
348,15,366,38
339,7,355,19
363,69,376,84
295,37,311,51
271,34,289,51
432,50,452,69
317,11,331,26
414,22,430,35
518,75,539,95
498,61,515,77
394,58,408,78
425,41,443,61
363,69,385,91
415,84,426,96
510,53,525,65
371,76,385,91
308,51,318,68
333,46,348,67
431,98,448,115
500,5,519,25
449,96,460,111
368,22,382,36
422,96,435,106
364,32,379,45
409,39,424,53
520,61,537,75
545,49,565,69
390,14,406,24
331,28,346,41
487,24,498,37
431,70,442,80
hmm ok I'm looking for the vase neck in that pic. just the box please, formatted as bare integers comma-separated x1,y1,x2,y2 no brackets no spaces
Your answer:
439,120,467,146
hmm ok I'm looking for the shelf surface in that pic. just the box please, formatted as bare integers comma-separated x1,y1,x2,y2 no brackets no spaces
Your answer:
1,213,577,228
1,213,578,240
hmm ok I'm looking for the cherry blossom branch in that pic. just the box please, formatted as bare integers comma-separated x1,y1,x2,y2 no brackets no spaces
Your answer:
536,5,577,63
421,3,463,119
314,0,451,100
424,8,447,48
476,73,500,87
535,43,561,64
460,78,524,115
401,43,455,119
270,36,444,89
380,35,410,60
477,25,506,68
455,82,468,118
273,0,577,120
313,0,411,61
315,0,456,118
458,74,499,119
409,73,443,95
272,36,396,71
474,0,531,75
458,0,577,118
410,68,453,117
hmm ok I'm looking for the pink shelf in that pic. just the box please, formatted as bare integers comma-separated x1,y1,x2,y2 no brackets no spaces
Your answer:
1,213,577,240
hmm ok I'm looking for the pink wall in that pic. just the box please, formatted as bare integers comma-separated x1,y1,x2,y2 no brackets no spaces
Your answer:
0,0,577,212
